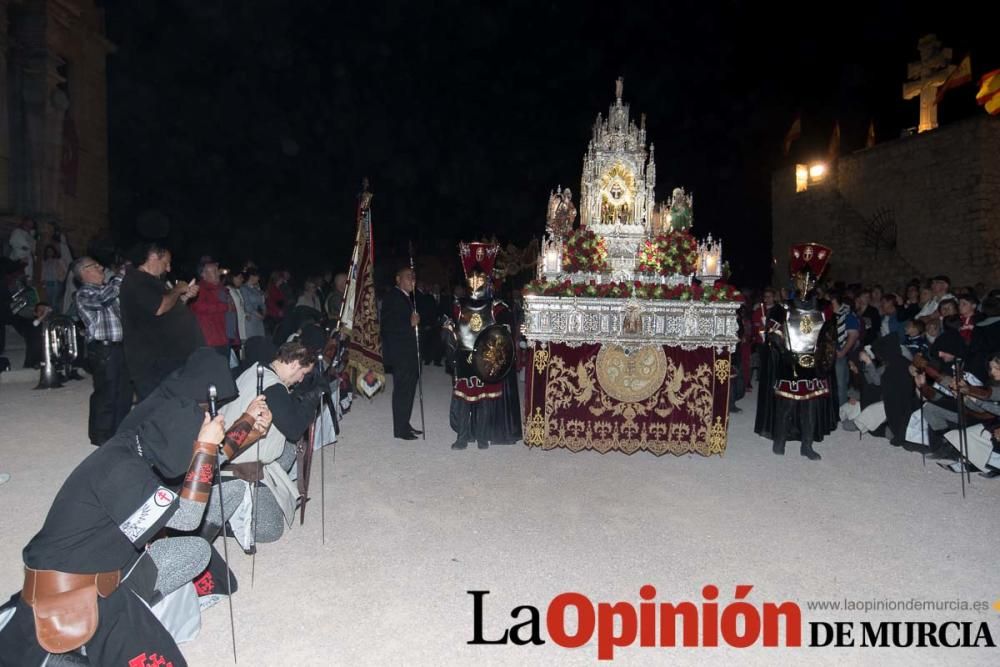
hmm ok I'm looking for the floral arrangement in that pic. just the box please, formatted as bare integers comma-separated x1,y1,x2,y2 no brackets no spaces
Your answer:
524,279,743,303
636,229,699,276
561,227,609,273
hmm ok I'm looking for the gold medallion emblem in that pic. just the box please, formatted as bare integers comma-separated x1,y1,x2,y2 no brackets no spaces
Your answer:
469,313,483,332
595,344,668,403
799,314,814,335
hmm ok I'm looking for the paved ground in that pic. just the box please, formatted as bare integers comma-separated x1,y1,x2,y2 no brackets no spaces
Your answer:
1,331,999,666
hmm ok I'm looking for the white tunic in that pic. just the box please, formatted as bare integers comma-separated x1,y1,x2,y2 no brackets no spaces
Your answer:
220,363,300,546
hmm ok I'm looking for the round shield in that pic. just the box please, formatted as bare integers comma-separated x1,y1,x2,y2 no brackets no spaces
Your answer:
814,318,837,375
472,324,515,383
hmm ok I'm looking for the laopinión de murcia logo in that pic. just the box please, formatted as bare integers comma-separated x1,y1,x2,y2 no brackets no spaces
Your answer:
467,586,998,660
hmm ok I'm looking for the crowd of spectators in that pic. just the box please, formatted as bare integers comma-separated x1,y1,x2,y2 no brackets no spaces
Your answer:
739,273,1000,478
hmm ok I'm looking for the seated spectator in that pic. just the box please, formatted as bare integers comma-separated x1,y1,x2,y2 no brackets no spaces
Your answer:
917,275,954,322
925,318,942,344
957,294,981,344
879,293,903,340
940,354,1000,475
938,298,959,320
907,330,976,454
900,283,922,322
903,319,929,358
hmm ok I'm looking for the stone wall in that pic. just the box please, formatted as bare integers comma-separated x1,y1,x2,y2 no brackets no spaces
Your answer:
771,115,1000,291
1,0,113,257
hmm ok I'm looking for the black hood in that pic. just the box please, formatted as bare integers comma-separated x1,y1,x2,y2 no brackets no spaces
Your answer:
160,347,237,403
117,347,236,438
136,398,203,480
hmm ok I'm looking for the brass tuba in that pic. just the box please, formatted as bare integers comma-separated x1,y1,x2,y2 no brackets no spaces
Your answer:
35,315,80,389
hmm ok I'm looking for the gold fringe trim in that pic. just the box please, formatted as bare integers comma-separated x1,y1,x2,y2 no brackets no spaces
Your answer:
773,388,830,400
453,389,503,402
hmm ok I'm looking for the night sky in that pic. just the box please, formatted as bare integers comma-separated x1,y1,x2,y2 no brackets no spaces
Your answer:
102,0,994,286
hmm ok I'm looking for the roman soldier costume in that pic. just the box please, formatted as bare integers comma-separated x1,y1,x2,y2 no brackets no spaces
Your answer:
446,242,522,449
755,243,838,460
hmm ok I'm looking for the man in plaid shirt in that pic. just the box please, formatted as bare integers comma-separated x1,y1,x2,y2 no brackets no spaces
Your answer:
74,257,132,445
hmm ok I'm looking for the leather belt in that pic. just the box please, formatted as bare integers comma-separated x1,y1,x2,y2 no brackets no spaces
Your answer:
223,460,265,483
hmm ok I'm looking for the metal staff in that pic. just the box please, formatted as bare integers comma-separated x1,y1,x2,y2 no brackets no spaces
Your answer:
315,353,328,546
408,243,426,439
953,360,972,497
251,365,264,588
919,398,926,467
209,384,238,663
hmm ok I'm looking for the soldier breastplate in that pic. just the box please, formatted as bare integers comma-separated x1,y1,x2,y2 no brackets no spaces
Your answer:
457,299,495,351
783,304,825,368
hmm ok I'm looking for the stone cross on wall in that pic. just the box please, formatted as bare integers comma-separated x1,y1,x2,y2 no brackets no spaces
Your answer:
902,34,955,133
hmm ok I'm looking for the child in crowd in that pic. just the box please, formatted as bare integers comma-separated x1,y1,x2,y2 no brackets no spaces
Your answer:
916,320,941,353
903,319,929,358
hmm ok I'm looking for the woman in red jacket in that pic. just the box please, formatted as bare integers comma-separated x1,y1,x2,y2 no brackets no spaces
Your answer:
188,256,233,357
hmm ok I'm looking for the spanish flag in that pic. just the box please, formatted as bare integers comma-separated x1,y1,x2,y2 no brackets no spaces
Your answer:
935,54,972,104
976,69,1000,115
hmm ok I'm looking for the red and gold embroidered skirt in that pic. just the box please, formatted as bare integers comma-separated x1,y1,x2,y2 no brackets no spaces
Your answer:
523,342,733,456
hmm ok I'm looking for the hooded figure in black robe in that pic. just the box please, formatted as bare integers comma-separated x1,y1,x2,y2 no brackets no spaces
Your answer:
0,401,215,667
117,346,237,442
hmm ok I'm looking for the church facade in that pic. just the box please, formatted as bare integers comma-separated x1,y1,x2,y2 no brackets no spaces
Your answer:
0,0,113,254
771,115,1000,289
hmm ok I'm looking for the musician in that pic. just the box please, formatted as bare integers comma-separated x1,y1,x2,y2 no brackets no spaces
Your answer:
445,242,522,450
941,354,1000,476
755,243,837,460
380,267,421,440
0,381,269,667
908,329,980,456
74,257,131,446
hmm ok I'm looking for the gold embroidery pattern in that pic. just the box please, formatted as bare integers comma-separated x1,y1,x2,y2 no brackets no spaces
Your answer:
469,313,483,332
708,416,726,455
595,344,668,403
713,358,731,385
799,313,813,335
525,347,727,456
524,408,547,445
533,346,550,374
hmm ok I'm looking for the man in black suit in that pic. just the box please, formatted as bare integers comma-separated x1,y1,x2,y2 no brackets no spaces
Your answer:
381,267,422,440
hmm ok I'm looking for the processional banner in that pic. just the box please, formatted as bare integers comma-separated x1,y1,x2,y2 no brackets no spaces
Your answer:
341,180,385,398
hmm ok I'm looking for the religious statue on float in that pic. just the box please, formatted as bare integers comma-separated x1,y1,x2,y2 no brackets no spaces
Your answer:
545,186,577,239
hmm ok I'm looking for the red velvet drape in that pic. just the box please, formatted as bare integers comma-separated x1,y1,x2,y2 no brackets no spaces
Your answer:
524,342,732,456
